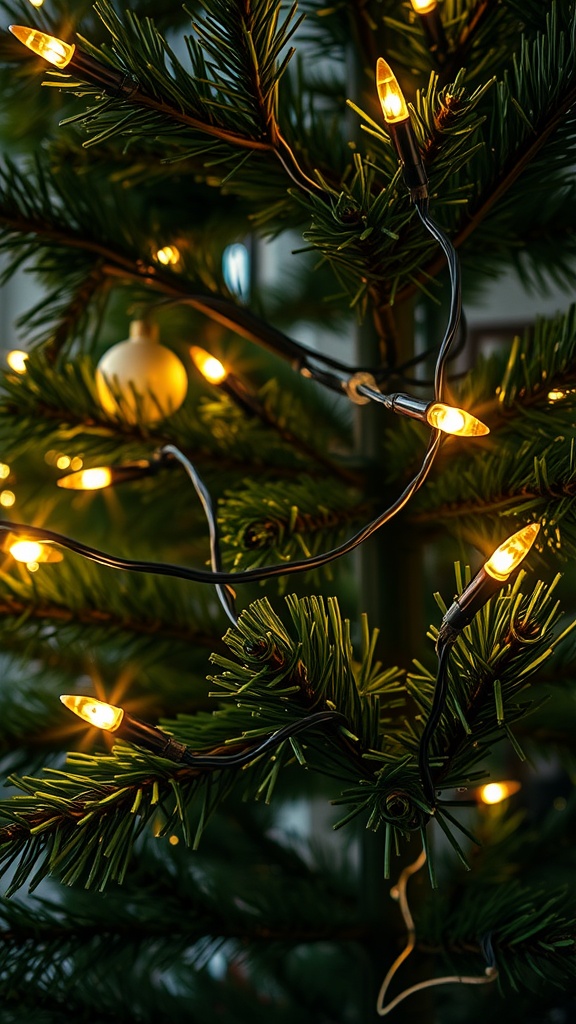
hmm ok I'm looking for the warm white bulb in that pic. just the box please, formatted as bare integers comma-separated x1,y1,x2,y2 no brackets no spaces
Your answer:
478,781,521,805
6,350,28,373
426,403,489,437
9,25,75,68
10,540,43,563
58,467,113,491
190,346,227,385
60,694,124,731
484,523,540,582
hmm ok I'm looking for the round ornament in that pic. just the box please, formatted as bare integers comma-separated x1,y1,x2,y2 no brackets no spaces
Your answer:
95,320,188,424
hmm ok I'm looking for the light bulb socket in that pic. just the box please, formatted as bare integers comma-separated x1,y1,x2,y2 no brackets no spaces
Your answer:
61,48,138,98
389,393,428,421
419,10,449,61
387,121,428,199
118,713,188,762
438,567,501,647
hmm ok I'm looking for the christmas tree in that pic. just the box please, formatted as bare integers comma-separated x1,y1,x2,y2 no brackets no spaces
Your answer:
0,0,575,1020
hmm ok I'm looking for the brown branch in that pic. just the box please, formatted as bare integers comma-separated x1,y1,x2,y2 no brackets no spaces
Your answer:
412,479,576,524
0,595,217,646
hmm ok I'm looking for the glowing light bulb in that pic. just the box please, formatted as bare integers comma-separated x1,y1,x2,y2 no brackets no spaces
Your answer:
28,0,45,7
0,491,15,507
478,781,521,805
426,403,490,437
376,58,409,125
190,346,227,385
155,245,180,266
57,467,113,490
410,0,438,12
6,350,28,373
56,455,71,470
548,389,566,402
9,25,76,68
60,694,124,732
0,464,10,480
10,540,43,563
484,523,540,582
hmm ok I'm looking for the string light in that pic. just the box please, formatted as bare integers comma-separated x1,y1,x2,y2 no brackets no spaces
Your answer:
6,350,28,373
351,385,489,437
0,491,15,508
484,524,540,582
408,0,449,61
190,346,261,417
155,245,180,266
190,346,227,385
56,455,71,470
438,523,540,642
9,538,63,564
57,461,157,490
9,25,75,68
547,388,567,402
60,695,124,731
60,694,345,766
0,465,10,480
410,0,438,12
477,781,521,805
376,58,428,199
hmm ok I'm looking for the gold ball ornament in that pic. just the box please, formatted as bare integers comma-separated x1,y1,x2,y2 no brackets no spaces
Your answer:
95,321,188,424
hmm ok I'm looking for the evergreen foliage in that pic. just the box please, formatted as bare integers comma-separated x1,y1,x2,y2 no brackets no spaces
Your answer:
0,0,575,1020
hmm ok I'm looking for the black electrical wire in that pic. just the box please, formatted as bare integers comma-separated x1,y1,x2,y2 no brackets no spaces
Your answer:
180,709,346,768
161,444,238,627
418,639,452,805
1,202,459,587
414,200,462,400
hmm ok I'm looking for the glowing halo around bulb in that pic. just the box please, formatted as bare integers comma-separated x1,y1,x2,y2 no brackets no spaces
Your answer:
57,467,113,491
9,25,75,68
190,346,227,385
478,781,521,805
376,58,409,125
484,523,540,582
60,694,124,732
426,403,489,437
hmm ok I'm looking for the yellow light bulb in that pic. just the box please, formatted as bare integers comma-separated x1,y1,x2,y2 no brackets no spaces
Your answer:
56,455,71,470
190,346,227,385
6,350,28,373
57,467,113,490
547,389,566,402
28,0,45,7
9,25,76,68
0,464,10,480
0,491,15,508
10,540,43,563
426,403,490,437
155,245,180,266
60,694,124,732
478,781,521,805
410,0,438,13
484,523,540,582
376,58,409,125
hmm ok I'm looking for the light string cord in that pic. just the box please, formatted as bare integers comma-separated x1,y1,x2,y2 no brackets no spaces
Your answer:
160,444,238,627
414,199,462,401
418,638,452,807
180,709,347,768
0,203,460,586
377,851,498,1016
